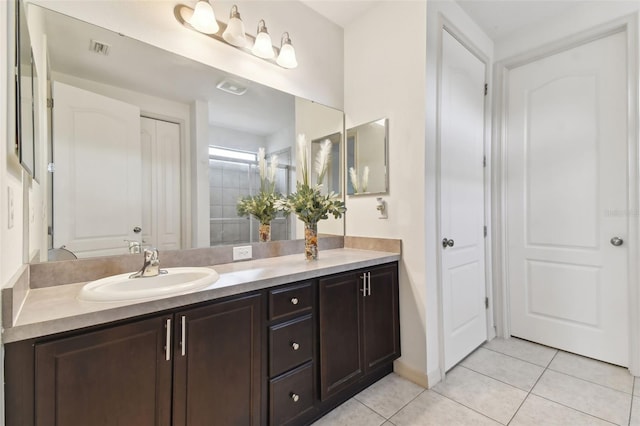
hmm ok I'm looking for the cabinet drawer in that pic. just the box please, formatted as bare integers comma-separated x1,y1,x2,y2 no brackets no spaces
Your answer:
270,362,314,426
269,315,313,377
269,282,312,320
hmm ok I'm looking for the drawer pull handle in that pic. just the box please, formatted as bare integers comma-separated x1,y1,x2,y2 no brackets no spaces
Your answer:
290,393,300,402
291,297,299,305
291,342,300,351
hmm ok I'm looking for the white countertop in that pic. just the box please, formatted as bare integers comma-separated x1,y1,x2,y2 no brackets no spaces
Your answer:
3,248,400,343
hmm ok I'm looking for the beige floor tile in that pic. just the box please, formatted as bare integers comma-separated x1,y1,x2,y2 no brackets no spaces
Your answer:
532,370,631,425
548,351,634,394
461,347,544,391
631,396,640,426
432,366,527,424
389,390,501,426
510,394,615,426
635,378,639,396
483,337,557,367
354,373,425,418
312,399,387,426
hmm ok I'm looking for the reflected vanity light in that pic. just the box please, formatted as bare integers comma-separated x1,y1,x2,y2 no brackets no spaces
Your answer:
175,2,298,69
222,5,247,47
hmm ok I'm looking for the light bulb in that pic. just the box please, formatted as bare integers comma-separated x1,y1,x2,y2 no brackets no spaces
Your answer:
251,20,274,59
189,0,219,34
276,33,298,69
222,5,247,47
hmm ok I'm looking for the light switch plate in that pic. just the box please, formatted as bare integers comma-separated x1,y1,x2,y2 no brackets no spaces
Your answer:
233,245,252,261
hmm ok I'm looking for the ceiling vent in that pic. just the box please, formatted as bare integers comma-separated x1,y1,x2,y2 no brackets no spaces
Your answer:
89,40,111,56
216,79,247,96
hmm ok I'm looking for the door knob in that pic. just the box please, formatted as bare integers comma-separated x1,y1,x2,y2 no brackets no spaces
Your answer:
610,237,624,246
442,238,455,248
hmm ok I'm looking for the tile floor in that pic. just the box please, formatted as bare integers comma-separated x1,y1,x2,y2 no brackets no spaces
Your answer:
312,337,639,425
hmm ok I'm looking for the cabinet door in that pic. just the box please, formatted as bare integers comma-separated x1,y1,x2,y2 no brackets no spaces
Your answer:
35,316,172,426
172,293,263,426
319,272,364,400
363,263,401,372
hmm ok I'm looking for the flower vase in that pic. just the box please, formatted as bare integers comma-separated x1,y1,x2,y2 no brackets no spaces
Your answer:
258,222,271,242
304,222,318,260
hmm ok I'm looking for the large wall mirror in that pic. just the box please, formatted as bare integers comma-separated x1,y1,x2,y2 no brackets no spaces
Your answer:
25,4,345,261
346,118,388,195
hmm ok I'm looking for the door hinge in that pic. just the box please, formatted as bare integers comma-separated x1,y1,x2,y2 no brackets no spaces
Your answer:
47,163,55,173
483,156,486,167
484,83,488,96
485,297,489,309
484,226,487,238
47,98,54,108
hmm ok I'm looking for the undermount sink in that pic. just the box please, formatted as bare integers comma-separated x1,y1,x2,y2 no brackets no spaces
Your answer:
78,267,220,302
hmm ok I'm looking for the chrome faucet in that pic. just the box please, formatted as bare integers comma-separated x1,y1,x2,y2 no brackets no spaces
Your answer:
125,239,142,254
129,248,166,278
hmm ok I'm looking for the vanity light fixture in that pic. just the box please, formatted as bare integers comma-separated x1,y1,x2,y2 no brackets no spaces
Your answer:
221,5,247,47
251,20,275,59
276,32,298,69
175,2,298,69
187,0,219,34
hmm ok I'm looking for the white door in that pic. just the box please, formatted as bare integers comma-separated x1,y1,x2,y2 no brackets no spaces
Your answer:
53,82,141,258
440,30,488,370
506,32,628,366
140,117,182,251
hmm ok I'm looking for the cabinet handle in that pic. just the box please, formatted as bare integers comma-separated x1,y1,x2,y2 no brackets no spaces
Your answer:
290,297,299,305
165,318,171,361
290,393,300,402
367,272,371,296
360,274,367,296
291,342,300,351
181,315,186,357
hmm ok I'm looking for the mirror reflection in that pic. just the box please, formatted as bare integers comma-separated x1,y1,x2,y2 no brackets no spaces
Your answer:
17,0,37,178
26,4,344,260
346,118,388,195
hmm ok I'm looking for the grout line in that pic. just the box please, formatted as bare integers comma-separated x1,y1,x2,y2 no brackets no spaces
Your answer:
545,365,634,395
481,344,557,369
531,394,619,425
629,377,635,426
506,349,559,425
431,387,511,425
459,363,541,392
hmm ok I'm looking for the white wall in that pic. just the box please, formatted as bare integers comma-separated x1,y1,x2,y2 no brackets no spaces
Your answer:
344,0,428,385
210,125,266,153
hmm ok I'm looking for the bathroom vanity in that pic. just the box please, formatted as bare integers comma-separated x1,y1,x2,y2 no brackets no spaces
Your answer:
4,248,400,426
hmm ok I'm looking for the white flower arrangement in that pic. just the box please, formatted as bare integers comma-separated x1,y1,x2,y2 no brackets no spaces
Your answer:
349,165,369,194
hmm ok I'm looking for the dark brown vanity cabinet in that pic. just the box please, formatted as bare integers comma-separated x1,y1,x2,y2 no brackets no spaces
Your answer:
267,282,316,425
30,293,262,426
319,263,400,401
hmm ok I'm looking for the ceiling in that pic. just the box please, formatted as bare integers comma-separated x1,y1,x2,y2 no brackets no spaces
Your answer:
301,0,380,28
456,0,583,40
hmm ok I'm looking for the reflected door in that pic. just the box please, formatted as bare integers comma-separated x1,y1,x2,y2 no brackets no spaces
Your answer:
506,32,628,366
53,82,141,257
440,30,487,370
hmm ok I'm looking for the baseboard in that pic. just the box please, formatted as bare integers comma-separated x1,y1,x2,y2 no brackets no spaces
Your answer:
393,359,428,388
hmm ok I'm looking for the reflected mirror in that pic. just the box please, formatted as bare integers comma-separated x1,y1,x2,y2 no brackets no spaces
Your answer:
346,118,388,195
311,132,342,195
26,4,344,260
16,0,38,178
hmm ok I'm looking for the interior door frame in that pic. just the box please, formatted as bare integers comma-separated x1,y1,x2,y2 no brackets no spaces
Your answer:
492,14,640,374
435,14,494,380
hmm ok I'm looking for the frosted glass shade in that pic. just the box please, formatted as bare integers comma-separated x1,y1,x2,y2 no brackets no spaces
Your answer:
252,31,274,59
222,16,247,47
277,43,298,69
189,1,219,34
